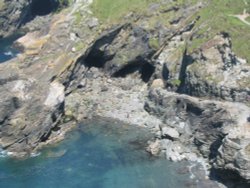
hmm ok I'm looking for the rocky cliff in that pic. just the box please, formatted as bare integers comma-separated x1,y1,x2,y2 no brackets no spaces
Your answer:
0,0,249,187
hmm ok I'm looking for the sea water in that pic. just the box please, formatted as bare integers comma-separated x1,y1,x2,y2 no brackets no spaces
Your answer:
0,119,192,188
0,35,20,63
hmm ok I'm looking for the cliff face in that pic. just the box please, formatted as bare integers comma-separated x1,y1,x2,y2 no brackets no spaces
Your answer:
0,0,68,38
0,0,250,187
0,0,30,37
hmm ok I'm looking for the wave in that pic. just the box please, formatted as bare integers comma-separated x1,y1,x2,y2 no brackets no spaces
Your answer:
3,50,14,57
0,149,8,158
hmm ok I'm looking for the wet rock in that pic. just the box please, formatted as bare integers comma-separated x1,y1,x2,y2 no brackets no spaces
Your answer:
147,139,161,156
162,139,186,162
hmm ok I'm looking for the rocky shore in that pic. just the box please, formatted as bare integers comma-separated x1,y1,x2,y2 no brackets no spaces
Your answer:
0,0,249,187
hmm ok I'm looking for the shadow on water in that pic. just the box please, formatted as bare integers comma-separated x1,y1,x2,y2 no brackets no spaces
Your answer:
0,118,191,188
0,34,23,63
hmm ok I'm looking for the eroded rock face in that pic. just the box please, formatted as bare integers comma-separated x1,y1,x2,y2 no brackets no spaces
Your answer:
184,34,250,103
0,0,29,38
0,0,249,186
83,24,155,81
0,0,67,38
145,88,250,186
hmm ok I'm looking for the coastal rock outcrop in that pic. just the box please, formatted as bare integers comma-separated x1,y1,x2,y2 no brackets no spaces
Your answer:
145,88,250,186
183,34,250,103
0,0,249,187
0,0,68,38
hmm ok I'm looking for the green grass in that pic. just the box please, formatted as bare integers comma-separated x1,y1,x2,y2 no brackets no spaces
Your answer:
91,0,162,23
149,37,160,50
91,0,198,24
246,16,250,23
170,79,181,87
188,0,250,62
91,0,250,62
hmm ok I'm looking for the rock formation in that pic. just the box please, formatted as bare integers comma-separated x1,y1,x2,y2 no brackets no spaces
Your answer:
0,0,249,187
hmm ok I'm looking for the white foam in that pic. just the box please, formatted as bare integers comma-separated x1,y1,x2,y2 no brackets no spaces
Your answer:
30,152,41,158
4,50,14,57
0,149,8,158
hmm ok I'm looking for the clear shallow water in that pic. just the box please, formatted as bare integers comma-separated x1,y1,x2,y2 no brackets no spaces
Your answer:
0,35,21,63
0,119,192,188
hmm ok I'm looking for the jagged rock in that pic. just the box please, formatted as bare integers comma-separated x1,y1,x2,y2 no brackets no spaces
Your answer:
0,0,249,186
183,34,250,103
44,82,65,108
15,32,50,55
87,18,99,29
147,139,161,156
84,24,155,80
162,139,186,162
161,126,180,140
0,0,29,38
0,0,64,38
145,88,250,184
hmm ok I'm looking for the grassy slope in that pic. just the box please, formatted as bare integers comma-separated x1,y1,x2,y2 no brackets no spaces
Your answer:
90,0,197,24
91,0,161,23
189,0,250,62
91,0,250,62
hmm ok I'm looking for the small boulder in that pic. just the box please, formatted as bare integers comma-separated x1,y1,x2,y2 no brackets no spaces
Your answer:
161,126,180,140
151,79,164,88
147,139,161,156
44,82,65,108
87,18,99,29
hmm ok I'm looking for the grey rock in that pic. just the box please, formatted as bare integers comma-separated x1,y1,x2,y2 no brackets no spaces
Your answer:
161,126,180,140
87,18,99,29
145,88,250,182
44,82,65,108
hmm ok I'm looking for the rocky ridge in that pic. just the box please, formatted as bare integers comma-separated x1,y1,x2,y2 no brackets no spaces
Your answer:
0,0,249,187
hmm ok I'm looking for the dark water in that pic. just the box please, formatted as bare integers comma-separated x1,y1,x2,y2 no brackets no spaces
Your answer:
0,119,192,188
0,35,21,63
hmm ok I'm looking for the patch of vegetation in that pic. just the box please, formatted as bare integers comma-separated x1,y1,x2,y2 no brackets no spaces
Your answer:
170,79,181,87
91,0,162,23
74,41,86,51
149,37,160,50
246,16,250,23
74,11,83,25
91,0,250,63
188,0,250,63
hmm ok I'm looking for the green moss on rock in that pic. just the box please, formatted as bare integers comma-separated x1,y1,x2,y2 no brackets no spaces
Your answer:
149,37,160,50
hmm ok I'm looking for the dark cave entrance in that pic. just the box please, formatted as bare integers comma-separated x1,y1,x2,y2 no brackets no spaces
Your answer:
84,49,107,68
113,61,155,83
83,46,155,83
31,0,58,16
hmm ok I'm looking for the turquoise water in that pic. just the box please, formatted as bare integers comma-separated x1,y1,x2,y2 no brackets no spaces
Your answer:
0,35,20,63
0,119,191,188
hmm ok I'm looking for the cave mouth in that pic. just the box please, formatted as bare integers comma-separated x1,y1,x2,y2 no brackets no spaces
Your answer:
84,49,107,68
113,61,155,83
31,0,58,16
